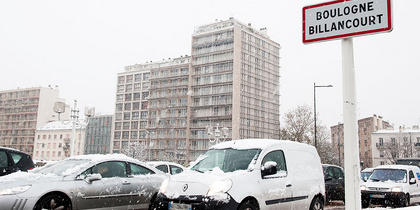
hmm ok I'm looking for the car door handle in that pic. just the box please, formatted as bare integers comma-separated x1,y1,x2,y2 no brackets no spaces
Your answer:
122,182,131,185
286,184,292,187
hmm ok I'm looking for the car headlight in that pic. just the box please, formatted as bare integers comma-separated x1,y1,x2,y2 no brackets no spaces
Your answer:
360,185,366,191
0,185,31,196
207,179,232,196
391,186,403,193
159,178,170,194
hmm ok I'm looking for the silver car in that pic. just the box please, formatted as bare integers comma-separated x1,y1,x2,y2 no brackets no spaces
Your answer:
0,154,167,210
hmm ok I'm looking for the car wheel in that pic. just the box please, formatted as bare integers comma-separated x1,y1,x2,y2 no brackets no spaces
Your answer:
34,194,72,210
361,198,369,208
310,197,324,210
401,194,410,207
238,200,258,210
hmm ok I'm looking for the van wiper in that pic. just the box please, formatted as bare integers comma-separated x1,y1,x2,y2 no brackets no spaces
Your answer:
192,168,204,173
370,178,381,182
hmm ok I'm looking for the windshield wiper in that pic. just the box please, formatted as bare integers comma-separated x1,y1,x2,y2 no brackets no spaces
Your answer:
370,178,381,182
192,168,204,173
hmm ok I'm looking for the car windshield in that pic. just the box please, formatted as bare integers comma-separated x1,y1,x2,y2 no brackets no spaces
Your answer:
34,159,91,176
369,169,407,183
191,148,261,173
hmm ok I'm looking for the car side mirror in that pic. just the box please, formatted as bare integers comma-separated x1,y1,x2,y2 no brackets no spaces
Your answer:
85,173,102,183
410,178,416,185
262,161,277,177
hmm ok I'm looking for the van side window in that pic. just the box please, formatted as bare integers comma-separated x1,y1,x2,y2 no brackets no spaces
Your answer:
334,167,344,179
262,150,287,173
409,170,416,183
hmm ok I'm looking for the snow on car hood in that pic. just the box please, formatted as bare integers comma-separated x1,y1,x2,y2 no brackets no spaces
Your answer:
0,171,62,189
164,168,247,199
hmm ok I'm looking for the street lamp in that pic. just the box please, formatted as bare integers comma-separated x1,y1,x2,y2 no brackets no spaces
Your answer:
206,124,229,145
314,83,333,149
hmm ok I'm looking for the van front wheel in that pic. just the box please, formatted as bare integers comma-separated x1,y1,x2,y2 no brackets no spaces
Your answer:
309,197,324,210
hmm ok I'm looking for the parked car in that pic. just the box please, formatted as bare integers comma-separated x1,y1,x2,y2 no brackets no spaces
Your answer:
0,147,34,176
154,139,325,210
360,167,374,182
0,154,167,210
148,161,186,175
360,164,420,208
322,164,345,202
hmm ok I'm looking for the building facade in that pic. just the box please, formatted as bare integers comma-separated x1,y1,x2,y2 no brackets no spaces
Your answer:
84,115,113,155
113,18,280,163
372,127,420,167
33,120,86,161
331,114,390,168
0,86,68,156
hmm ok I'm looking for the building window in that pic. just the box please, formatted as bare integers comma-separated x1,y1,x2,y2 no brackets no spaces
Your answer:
379,138,384,146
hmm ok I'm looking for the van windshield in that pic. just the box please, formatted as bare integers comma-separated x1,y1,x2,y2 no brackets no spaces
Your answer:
191,148,261,173
369,169,407,183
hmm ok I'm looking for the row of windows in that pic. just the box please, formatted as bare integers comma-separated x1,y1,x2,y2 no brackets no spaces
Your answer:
0,89,40,99
192,106,232,118
193,84,233,96
193,73,233,86
116,101,149,112
150,67,189,79
150,88,188,99
192,39,234,55
117,82,150,93
118,73,150,84
193,62,233,75
114,129,187,140
193,30,234,46
116,92,149,102
193,52,234,65
193,95,232,106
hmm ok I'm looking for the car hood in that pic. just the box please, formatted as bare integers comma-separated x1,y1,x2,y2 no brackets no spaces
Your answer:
0,171,64,188
164,168,248,198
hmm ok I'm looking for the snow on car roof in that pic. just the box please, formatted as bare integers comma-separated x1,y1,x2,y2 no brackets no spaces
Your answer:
374,164,420,170
210,139,315,151
65,153,141,163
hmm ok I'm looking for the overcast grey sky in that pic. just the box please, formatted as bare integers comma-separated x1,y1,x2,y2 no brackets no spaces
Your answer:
0,0,419,129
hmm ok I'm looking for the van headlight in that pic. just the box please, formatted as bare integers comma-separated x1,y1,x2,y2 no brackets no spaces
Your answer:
207,179,232,196
391,186,403,193
159,178,170,194
360,185,366,191
0,185,31,196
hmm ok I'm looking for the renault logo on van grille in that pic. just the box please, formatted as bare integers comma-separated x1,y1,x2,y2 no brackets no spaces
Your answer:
182,184,188,192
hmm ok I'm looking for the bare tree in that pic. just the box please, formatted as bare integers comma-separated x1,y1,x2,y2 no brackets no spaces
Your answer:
121,141,148,160
280,104,339,165
382,134,413,164
281,105,314,144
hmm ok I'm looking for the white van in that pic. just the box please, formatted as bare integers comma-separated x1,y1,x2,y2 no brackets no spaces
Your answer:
152,139,325,210
360,164,420,208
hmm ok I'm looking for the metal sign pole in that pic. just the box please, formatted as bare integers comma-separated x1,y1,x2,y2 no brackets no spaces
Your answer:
342,37,361,209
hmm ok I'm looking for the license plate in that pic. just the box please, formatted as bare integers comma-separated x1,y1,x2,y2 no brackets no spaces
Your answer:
370,194,385,198
168,202,192,210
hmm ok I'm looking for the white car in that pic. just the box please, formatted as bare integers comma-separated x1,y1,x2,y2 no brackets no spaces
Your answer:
147,161,186,175
153,139,325,210
361,164,420,208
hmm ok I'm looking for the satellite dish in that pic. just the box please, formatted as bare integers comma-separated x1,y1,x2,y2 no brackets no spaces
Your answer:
54,102,66,114
53,102,66,121
84,106,95,117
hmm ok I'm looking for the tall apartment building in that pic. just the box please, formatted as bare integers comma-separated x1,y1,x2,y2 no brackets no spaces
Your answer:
84,115,113,155
331,114,390,168
113,18,280,163
0,86,68,156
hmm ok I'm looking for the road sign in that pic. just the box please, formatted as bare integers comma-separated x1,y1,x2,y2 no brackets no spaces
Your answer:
303,0,392,43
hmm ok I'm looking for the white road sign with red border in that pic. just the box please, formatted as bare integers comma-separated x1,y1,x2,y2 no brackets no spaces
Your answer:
303,0,392,44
